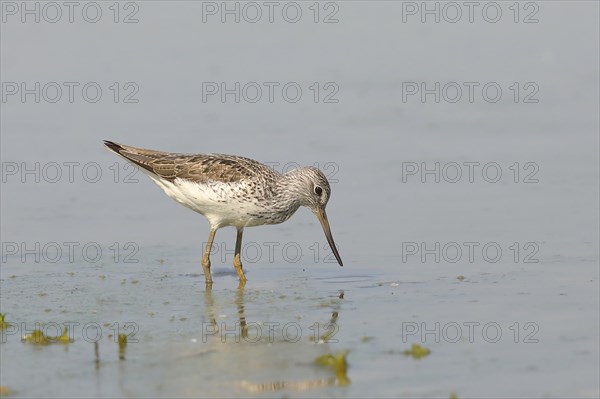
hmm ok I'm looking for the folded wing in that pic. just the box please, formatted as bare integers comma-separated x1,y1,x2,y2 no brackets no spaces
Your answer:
103,140,275,184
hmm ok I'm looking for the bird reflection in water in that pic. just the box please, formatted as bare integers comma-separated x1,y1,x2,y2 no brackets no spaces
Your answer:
201,285,348,391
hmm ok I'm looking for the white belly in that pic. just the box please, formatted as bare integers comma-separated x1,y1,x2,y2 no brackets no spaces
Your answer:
148,175,264,228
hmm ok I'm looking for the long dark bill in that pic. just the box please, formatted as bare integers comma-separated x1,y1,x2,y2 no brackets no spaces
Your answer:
316,207,343,267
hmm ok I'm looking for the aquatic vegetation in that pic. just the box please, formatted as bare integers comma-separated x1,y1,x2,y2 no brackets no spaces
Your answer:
22,330,49,345
315,350,350,386
56,328,71,343
118,333,127,360
22,327,71,345
0,314,9,330
403,344,430,359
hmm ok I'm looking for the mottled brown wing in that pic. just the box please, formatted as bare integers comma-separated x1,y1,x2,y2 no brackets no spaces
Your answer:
104,140,273,183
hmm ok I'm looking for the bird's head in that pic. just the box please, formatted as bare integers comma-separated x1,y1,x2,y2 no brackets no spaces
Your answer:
288,167,343,267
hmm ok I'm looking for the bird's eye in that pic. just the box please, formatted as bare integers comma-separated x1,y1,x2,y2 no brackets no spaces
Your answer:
314,186,323,196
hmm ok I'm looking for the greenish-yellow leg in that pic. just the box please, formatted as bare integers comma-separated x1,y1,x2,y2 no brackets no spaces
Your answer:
234,227,247,283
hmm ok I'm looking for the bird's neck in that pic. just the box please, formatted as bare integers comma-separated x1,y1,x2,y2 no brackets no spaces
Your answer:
271,169,308,212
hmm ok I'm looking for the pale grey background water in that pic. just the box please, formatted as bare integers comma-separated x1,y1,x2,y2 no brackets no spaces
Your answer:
1,1,599,398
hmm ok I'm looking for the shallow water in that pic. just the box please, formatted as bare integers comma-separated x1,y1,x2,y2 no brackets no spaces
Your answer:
1,2,599,398
2,256,598,398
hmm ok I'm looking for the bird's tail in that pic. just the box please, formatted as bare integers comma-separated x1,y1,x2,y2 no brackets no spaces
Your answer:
103,140,169,174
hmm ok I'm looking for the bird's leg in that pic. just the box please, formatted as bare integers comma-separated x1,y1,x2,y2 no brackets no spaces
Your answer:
202,228,217,285
233,227,247,283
